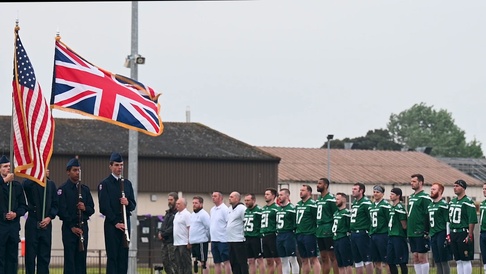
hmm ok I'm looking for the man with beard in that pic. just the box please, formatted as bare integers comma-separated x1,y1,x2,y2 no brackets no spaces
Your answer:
296,185,321,274
369,185,390,274
408,174,432,274
157,192,178,274
350,183,372,274
428,183,451,274
244,193,265,274
449,180,477,274
316,178,338,274
332,193,353,274
387,188,408,274
261,187,281,273
276,188,299,274
189,196,210,274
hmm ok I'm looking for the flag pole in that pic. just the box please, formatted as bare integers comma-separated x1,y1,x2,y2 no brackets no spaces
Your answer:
128,1,139,272
9,21,21,213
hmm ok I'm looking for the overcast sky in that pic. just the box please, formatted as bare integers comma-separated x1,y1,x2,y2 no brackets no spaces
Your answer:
1,1,486,151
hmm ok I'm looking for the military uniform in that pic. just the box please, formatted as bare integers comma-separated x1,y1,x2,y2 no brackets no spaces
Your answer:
98,153,136,274
0,155,28,274
23,178,59,274
57,158,95,274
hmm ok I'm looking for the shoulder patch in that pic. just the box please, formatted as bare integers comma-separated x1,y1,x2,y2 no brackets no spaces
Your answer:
57,189,62,196
99,184,103,191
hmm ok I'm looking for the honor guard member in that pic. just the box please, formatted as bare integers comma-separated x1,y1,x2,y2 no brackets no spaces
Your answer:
369,185,390,274
276,188,299,274
243,193,265,274
408,174,432,274
350,183,373,274
332,193,353,274
57,157,95,274
23,174,59,274
387,188,408,274
316,178,339,274
261,187,281,273
449,179,477,274
480,183,486,274
428,183,452,274
0,155,27,274
296,184,321,274
98,152,137,274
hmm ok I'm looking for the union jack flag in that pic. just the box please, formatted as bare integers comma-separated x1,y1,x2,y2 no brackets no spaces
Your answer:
50,40,163,136
13,26,55,187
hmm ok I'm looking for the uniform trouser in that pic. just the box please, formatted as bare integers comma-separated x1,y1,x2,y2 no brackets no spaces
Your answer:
26,217,52,274
61,223,89,274
0,220,20,274
229,241,249,274
174,245,192,274
104,221,129,274
161,242,177,274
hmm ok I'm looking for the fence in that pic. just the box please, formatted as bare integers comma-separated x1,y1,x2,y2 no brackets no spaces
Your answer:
14,249,486,274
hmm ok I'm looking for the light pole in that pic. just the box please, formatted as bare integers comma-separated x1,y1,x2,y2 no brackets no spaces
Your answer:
327,134,334,182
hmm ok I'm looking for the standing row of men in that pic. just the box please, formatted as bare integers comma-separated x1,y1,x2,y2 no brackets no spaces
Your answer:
0,152,136,274
331,174,480,274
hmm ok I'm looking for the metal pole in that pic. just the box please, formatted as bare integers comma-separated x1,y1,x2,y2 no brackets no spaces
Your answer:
128,1,139,273
327,140,331,182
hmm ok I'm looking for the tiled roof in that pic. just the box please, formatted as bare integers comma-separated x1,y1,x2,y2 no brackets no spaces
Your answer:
0,116,279,161
258,147,483,186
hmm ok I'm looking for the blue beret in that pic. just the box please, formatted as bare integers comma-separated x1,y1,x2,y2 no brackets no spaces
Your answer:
110,152,123,162
0,155,9,165
66,158,80,170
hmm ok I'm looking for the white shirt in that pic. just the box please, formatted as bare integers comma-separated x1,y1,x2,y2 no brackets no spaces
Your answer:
210,203,229,242
173,208,191,246
227,203,246,242
189,209,211,244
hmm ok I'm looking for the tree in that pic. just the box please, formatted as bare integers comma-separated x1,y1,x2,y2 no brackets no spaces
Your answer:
387,102,483,157
321,129,402,150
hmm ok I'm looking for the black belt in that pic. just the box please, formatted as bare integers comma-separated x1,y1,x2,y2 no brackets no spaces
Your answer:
451,228,468,233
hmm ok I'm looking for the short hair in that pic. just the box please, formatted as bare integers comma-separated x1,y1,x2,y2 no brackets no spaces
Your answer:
319,178,330,187
245,193,256,200
432,183,444,194
411,174,424,183
193,196,204,203
212,191,223,198
265,187,277,197
280,188,290,195
168,192,179,200
302,184,312,192
354,182,366,195
336,192,347,201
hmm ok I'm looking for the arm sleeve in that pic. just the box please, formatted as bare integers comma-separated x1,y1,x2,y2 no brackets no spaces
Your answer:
48,181,59,219
98,181,117,226
83,187,95,218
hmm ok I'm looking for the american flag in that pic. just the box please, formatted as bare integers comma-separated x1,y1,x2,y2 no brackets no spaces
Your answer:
50,40,163,136
12,27,55,187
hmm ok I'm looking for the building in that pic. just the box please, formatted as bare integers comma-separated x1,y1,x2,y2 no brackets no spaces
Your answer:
258,146,484,203
0,116,279,255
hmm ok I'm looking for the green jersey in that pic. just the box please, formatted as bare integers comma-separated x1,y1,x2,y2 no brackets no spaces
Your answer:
427,199,449,237
244,205,263,237
332,208,351,240
316,193,338,238
276,203,296,233
296,198,318,235
388,202,407,237
261,203,279,234
480,200,486,232
407,190,432,237
350,196,372,231
449,195,478,230
369,199,391,235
